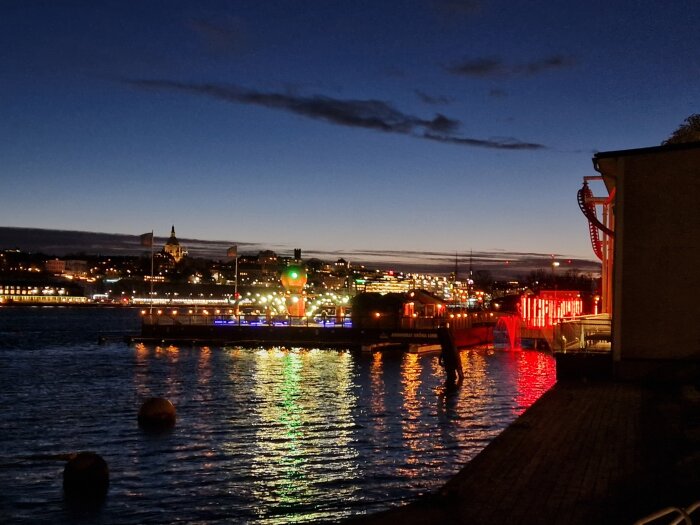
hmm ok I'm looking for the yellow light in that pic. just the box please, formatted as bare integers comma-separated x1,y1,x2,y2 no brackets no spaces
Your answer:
157,310,162,315
172,310,178,315
374,312,381,318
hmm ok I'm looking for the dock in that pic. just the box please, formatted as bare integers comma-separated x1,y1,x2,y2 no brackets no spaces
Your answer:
130,311,496,351
344,379,700,525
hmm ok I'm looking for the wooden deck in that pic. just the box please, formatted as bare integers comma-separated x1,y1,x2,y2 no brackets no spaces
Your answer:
345,380,700,524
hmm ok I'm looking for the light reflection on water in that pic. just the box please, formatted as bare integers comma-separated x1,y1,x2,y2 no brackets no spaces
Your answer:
0,308,556,524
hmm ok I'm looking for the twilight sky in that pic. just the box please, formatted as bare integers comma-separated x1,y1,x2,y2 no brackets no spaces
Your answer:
1,0,698,268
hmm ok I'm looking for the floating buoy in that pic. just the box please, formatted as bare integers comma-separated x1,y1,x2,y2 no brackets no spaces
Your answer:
138,397,176,431
63,452,109,502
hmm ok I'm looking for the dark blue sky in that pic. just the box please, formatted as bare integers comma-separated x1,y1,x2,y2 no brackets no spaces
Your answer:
2,0,698,267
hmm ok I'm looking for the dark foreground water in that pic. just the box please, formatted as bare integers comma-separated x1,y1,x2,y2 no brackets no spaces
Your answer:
0,307,556,524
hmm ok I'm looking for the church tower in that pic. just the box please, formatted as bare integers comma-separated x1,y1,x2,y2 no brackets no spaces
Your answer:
163,225,187,262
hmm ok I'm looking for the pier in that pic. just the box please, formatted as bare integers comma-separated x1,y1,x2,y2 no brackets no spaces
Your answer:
346,379,700,525
131,309,498,351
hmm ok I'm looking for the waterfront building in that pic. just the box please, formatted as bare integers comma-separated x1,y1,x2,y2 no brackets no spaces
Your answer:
408,273,452,298
591,142,700,379
363,271,413,294
0,280,87,304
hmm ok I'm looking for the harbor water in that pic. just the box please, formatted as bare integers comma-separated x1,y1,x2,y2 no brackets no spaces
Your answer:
0,307,556,524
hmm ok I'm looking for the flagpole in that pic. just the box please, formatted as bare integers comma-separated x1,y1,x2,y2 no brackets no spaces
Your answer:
234,253,239,315
149,229,154,315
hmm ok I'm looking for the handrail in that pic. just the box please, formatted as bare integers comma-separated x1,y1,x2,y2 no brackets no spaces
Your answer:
634,501,700,525
141,310,503,330
554,314,612,352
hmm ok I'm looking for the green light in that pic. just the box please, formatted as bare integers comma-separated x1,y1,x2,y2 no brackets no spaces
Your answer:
291,272,298,279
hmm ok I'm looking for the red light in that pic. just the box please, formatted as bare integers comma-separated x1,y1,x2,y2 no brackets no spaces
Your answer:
520,291,583,328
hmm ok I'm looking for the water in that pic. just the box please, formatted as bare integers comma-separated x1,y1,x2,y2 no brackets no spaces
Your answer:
0,307,556,524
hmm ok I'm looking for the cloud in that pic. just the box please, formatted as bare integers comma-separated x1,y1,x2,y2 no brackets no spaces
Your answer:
447,54,575,77
448,57,504,77
128,78,455,134
301,247,600,278
126,79,544,150
422,132,545,150
522,55,575,74
415,90,452,105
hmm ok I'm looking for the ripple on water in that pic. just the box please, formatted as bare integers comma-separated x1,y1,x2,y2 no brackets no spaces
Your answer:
0,307,556,524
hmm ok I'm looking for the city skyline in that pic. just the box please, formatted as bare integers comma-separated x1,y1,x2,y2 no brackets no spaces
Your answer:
2,1,698,261
0,226,600,278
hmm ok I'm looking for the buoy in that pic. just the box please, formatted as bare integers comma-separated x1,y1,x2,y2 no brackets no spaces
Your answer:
63,452,109,502
138,397,176,431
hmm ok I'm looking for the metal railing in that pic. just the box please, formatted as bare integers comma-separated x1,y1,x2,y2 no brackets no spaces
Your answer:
634,501,700,525
142,312,353,328
141,310,501,330
553,313,612,352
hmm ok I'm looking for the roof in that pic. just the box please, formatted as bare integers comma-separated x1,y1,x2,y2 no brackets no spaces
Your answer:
593,141,700,162
592,141,700,193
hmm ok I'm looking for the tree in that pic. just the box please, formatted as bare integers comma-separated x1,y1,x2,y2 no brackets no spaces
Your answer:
663,114,700,145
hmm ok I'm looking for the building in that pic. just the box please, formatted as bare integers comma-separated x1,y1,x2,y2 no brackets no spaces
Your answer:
237,251,282,288
363,271,413,294
162,226,187,263
0,279,87,304
592,142,700,380
45,259,66,274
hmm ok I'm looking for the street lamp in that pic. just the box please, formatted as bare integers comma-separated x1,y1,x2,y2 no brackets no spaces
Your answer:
552,261,560,323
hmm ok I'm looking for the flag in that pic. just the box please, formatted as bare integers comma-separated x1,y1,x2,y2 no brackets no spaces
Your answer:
227,245,238,258
140,232,153,247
